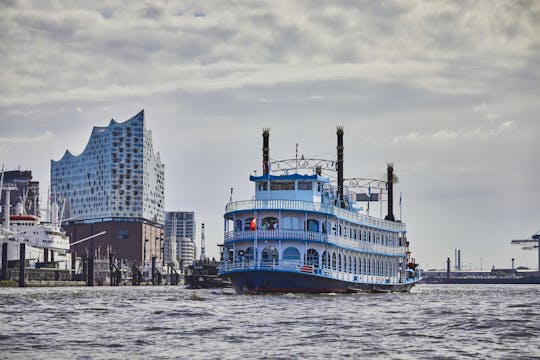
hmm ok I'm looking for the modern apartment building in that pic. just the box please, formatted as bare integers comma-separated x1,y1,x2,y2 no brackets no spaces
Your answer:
164,211,196,269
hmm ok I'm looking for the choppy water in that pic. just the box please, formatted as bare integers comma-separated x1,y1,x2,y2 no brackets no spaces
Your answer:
0,284,539,359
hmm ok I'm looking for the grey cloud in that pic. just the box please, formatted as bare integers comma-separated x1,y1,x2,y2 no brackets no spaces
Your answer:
141,4,163,19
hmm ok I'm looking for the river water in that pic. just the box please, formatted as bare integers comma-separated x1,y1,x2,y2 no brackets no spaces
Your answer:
0,284,539,359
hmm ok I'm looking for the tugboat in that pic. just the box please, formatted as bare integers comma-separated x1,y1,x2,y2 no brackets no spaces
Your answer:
184,259,231,289
184,223,231,289
218,128,421,293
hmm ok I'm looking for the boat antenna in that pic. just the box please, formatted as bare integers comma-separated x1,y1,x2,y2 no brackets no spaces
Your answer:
295,143,298,173
0,164,4,208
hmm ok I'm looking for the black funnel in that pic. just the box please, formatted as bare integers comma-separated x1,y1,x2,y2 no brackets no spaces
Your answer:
262,129,269,175
384,163,395,221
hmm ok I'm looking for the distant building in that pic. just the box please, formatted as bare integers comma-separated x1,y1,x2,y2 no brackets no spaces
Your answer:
0,170,40,216
164,211,196,269
51,110,165,264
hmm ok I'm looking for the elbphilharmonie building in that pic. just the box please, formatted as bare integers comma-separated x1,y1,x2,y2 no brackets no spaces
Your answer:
51,110,165,264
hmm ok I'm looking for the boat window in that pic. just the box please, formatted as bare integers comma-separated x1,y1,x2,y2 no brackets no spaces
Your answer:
282,247,300,262
244,218,254,231
297,181,312,190
322,250,329,268
331,253,337,270
304,249,319,268
256,182,268,191
282,216,301,230
262,217,278,230
338,254,342,271
270,181,295,190
322,222,327,234
306,219,319,232
235,220,242,231
244,247,254,261
262,246,279,263
349,255,352,273
353,257,357,274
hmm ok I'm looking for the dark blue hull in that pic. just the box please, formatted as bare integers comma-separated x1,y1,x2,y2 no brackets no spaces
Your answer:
225,269,416,294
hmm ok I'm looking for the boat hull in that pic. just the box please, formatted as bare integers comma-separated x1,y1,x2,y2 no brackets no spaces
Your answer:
225,269,416,294
185,274,231,289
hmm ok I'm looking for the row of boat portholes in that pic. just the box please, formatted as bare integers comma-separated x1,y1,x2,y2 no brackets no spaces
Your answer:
232,246,401,276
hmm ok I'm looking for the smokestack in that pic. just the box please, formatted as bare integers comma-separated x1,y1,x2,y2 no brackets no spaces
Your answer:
446,257,451,279
336,127,344,208
457,250,461,271
384,163,395,221
262,128,270,175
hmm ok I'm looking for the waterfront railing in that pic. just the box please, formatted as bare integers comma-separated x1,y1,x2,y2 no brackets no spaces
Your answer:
225,199,406,231
225,230,406,255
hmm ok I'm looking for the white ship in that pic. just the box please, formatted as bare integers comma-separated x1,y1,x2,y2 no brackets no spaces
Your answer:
1,171,72,272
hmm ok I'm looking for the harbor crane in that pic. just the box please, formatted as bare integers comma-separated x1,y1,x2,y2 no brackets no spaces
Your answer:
511,230,540,270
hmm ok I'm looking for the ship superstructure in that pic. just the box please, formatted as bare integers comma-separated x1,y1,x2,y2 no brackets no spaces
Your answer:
219,128,420,293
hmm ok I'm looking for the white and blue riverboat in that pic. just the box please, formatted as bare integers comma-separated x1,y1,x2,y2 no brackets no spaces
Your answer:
219,128,421,293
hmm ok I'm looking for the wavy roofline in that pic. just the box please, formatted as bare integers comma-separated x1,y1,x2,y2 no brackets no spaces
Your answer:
51,110,145,163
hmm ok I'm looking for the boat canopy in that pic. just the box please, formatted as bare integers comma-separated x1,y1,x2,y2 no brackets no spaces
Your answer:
249,173,330,183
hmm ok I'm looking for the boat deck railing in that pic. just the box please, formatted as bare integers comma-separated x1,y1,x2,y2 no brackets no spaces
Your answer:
219,260,420,285
225,230,406,255
225,200,406,231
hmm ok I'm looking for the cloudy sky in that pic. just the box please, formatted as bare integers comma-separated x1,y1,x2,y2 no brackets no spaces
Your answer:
1,0,539,269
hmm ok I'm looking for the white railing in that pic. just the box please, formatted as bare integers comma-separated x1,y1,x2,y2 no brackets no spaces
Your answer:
219,261,419,285
225,199,406,231
225,230,406,255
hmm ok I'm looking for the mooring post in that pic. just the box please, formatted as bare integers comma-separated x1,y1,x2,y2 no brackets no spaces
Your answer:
1,242,7,281
87,242,94,286
19,242,25,287
71,250,76,281
151,255,156,285
109,251,114,286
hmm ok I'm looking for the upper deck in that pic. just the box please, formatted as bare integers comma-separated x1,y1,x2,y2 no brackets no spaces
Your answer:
225,199,406,232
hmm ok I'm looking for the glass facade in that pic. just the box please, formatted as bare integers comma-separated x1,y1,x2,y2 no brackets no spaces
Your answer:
50,110,165,225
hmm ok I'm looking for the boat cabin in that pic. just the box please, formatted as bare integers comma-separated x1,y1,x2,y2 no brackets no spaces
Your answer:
251,174,330,203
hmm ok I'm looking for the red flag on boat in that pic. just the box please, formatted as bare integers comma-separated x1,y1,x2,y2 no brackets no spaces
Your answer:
250,218,257,231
